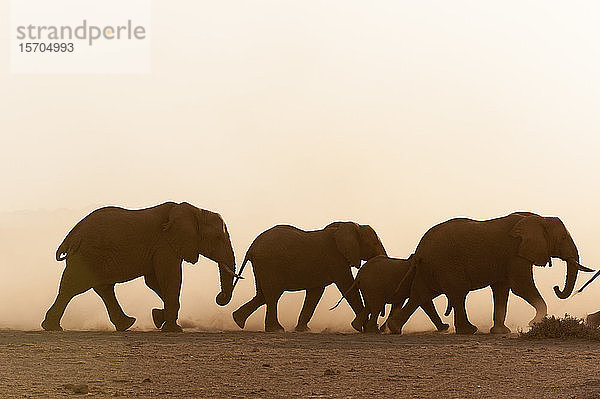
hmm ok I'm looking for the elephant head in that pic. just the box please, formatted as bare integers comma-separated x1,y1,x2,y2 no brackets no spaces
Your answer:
328,222,387,267
510,214,589,299
163,202,236,306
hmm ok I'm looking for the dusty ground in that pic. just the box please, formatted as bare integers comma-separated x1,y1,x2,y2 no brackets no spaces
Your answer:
1,330,599,398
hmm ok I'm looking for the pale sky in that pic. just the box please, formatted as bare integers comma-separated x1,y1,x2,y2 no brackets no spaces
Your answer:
0,1,599,330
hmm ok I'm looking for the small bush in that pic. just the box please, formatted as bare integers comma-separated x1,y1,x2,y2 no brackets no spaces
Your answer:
519,314,600,340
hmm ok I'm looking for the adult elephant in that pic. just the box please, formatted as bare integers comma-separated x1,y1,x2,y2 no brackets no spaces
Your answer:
42,202,238,332
386,212,593,335
232,221,387,332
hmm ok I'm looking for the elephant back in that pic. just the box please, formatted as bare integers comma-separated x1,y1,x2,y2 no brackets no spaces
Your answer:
55,204,174,262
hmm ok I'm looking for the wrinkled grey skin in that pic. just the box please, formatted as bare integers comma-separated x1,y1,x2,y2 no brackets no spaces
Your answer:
350,255,449,333
42,202,236,332
233,221,387,332
387,212,588,335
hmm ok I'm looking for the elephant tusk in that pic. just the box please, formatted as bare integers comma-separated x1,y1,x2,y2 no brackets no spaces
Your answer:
220,263,244,279
577,269,600,294
231,258,251,291
577,262,595,273
563,257,594,273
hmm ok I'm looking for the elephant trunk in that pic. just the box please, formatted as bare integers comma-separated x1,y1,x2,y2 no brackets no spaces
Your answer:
553,258,579,299
216,262,235,306
215,245,236,306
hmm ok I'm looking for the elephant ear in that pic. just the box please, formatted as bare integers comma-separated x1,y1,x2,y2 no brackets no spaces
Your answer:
196,209,227,262
334,222,361,267
509,215,550,266
163,203,200,264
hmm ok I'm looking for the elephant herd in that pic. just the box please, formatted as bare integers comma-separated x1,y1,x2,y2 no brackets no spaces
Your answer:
42,202,597,335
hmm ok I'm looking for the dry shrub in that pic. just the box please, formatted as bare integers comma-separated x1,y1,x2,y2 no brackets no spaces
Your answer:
519,314,600,340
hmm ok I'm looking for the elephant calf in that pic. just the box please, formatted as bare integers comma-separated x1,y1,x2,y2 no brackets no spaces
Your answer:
348,255,449,333
232,221,387,332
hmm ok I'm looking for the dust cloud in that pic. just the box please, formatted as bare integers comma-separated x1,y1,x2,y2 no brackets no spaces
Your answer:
1,208,598,334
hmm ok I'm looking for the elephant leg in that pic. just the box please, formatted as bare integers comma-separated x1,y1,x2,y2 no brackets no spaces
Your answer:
295,286,325,332
379,303,397,332
450,292,477,334
334,270,364,331
421,299,449,332
510,268,547,326
264,290,284,332
385,276,433,334
42,266,91,331
358,293,383,333
490,282,511,334
93,284,136,331
385,297,419,334
352,308,369,333
232,289,266,329
154,263,183,332
144,273,166,329
364,307,381,333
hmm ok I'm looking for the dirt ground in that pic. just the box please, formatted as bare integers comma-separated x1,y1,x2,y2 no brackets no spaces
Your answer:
1,329,599,399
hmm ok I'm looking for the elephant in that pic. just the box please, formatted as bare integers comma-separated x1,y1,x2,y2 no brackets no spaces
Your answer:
342,255,449,333
232,221,387,332
386,212,594,335
42,202,238,332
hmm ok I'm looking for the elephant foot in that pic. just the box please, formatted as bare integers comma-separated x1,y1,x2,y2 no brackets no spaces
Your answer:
161,322,183,333
385,319,402,334
294,324,311,332
350,309,369,332
41,319,63,331
380,323,394,335
456,323,478,335
364,324,380,334
436,323,450,332
351,317,365,333
115,316,136,332
152,309,165,329
490,325,511,334
265,324,284,333
232,309,247,329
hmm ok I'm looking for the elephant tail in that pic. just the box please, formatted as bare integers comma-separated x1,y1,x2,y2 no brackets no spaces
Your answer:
329,278,360,311
55,230,81,261
55,239,69,261
232,250,252,291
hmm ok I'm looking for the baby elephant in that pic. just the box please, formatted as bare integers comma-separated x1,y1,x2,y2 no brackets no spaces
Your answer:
349,255,449,333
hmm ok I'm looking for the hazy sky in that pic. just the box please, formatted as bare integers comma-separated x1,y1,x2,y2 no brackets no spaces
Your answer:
1,1,599,330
